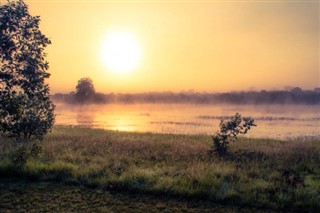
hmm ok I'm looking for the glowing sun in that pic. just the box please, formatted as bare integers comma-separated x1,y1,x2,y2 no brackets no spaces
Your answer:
101,31,142,74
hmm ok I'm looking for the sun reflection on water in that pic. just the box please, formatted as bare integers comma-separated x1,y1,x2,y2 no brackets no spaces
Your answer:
54,103,320,139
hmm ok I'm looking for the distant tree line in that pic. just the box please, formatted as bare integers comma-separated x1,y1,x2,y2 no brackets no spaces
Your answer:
52,83,320,105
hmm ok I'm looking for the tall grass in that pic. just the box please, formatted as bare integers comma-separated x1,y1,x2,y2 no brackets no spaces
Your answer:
0,126,319,211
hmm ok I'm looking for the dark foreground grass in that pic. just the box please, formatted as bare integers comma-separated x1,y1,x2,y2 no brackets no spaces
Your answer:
0,179,270,212
0,126,319,212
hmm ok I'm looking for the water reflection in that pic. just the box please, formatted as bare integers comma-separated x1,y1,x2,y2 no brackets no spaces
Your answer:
76,110,95,127
54,103,320,139
108,116,142,132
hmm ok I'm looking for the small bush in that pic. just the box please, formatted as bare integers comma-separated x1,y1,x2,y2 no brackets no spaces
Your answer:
11,143,42,167
11,146,29,167
212,113,256,156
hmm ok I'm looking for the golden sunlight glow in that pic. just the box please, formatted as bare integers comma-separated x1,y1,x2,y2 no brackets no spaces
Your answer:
100,31,142,74
26,1,319,93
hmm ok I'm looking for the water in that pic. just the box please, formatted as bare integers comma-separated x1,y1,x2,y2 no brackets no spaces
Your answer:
54,103,320,139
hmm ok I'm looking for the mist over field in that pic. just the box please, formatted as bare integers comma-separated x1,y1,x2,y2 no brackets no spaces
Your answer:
54,102,320,139
52,88,320,105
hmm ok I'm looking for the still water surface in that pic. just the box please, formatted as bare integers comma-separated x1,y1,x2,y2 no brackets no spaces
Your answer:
55,103,320,139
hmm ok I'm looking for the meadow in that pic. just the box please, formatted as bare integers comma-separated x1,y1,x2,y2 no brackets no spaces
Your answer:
0,126,319,212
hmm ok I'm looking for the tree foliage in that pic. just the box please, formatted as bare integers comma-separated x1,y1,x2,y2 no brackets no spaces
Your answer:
212,113,256,156
0,0,54,141
75,77,95,103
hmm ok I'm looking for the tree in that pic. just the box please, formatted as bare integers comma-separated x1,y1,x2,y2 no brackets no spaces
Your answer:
74,77,95,103
0,0,55,141
212,113,256,156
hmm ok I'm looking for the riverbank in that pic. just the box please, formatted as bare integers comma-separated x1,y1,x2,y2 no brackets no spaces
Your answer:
0,127,319,212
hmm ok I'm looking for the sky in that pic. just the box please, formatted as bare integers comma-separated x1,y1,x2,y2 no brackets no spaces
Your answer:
21,0,319,93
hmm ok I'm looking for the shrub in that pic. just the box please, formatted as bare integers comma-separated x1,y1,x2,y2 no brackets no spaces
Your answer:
11,146,29,167
11,142,42,167
212,113,256,156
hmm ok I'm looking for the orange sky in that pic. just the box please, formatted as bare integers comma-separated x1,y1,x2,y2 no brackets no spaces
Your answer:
23,0,319,93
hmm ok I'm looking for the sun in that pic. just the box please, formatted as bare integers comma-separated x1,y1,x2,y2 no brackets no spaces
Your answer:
100,31,142,74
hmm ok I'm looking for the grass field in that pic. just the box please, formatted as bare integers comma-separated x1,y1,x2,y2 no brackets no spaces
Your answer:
0,179,273,212
0,126,319,212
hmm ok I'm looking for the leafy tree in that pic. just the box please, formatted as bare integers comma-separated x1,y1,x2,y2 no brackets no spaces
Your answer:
0,0,55,141
212,113,256,156
75,77,95,103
